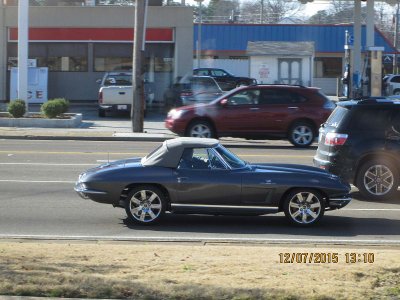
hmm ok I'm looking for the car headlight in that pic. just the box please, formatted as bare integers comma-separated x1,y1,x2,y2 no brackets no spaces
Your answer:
75,182,87,191
167,109,186,119
78,172,86,182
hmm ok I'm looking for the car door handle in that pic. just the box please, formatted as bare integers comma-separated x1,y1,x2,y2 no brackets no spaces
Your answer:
288,106,299,109
119,92,126,95
177,177,188,183
249,107,259,111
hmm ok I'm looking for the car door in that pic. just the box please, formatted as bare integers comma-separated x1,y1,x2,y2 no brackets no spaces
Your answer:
255,88,308,133
214,88,262,134
174,148,241,205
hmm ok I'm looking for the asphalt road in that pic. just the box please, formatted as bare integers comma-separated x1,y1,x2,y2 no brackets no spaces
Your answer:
1,139,400,244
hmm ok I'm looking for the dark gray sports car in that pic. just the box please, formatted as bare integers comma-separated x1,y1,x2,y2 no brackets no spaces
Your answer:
75,138,351,226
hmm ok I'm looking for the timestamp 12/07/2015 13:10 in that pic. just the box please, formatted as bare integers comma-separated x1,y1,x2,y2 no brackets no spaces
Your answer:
279,252,375,264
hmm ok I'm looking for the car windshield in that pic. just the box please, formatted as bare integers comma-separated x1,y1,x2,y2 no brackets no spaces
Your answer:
214,145,246,169
104,74,132,86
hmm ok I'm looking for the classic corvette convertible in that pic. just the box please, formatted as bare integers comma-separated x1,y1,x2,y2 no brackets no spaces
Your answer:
75,137,351,226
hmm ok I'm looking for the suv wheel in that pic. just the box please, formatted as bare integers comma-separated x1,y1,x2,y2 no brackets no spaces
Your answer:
356,159,399,200
394,89,400,95
288,121,315,148
186,120,216,138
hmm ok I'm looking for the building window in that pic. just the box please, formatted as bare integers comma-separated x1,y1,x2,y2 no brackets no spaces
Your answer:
7,43,88,72
94,43,132,72
314,57,342,78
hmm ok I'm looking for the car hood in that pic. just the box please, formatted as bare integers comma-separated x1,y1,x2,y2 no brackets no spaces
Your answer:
251,163,335,178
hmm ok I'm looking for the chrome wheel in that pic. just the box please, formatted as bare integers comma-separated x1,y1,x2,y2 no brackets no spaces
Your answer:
189,123,212,138
363,164,394,196
284,190,324,225
291,125,313,146
128,189,163,223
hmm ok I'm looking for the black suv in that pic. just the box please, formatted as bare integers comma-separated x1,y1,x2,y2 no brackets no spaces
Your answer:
314,98,400,200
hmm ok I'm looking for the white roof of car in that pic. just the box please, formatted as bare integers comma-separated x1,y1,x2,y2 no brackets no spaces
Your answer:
141,137,219,168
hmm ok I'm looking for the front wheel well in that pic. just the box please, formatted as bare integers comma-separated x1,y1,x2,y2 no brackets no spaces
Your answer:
288,119,318,135
185,117,218,137
278,187,328,212
393,88,400,95
120,183,172,210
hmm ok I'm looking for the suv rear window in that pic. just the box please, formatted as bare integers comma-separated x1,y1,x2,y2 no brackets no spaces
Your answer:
349,108,392,131
325,106,349,128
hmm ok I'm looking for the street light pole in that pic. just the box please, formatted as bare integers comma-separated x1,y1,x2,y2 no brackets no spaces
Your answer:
194,0,203,69
394,1,399,74
18,0,29,113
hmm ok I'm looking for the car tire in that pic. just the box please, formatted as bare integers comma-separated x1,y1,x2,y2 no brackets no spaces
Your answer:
124,185,166,225
356,159,399,201
288,121,315,148
98,108,106,118
186,120,216,138
283,189,325,226
394,89,400,95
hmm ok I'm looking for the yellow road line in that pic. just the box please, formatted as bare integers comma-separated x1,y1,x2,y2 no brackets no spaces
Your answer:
0,150,312,158
0,150,143,155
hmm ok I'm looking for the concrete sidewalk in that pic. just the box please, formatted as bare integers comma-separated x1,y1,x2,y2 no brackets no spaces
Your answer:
0,103,176,141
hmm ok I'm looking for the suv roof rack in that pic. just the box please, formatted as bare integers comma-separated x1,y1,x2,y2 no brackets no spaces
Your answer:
356,97,396,105
255,83,307,88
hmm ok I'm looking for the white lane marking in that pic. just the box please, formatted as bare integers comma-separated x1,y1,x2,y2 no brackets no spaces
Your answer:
0,234,399,245
0,180,75,183
0,163,95,166
343,208,400,211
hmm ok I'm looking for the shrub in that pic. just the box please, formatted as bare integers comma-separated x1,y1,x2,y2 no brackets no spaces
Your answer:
52,98,69,114
41,98,69,118
8,99,26,118
41,101,62,118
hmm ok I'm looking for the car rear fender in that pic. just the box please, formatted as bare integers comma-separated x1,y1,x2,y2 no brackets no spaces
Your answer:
277,187,328,212
119,183,172,210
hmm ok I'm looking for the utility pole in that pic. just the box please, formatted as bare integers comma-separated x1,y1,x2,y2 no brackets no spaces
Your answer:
131,0,146,132
260,0,264,23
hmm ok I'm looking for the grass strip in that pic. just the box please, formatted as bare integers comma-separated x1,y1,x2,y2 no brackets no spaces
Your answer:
0,241,399,300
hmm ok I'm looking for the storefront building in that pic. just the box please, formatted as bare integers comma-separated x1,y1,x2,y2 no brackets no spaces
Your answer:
0,2,193,104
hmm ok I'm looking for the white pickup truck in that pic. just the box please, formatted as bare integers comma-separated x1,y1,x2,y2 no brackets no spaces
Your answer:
97,72,152,117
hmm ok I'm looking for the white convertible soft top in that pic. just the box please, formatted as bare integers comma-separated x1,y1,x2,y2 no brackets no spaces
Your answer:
141,137,219,168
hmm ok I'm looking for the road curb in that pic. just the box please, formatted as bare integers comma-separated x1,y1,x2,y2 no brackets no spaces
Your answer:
1,235,400,246
0,135,171,142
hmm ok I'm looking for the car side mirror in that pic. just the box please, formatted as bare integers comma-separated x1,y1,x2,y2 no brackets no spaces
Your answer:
220,99,228,107
96,79,102,84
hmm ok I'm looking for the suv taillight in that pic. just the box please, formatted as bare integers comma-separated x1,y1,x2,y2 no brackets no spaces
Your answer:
181,91,193,97
98,91,103,104
325,132,348,146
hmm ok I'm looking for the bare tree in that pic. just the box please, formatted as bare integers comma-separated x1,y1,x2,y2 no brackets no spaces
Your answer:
240,0,302,24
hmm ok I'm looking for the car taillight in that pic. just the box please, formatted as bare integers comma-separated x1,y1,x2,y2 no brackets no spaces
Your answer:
98,91,103,104
324,132,348,146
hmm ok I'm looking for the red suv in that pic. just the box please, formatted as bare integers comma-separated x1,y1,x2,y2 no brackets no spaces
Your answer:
165,85,335,147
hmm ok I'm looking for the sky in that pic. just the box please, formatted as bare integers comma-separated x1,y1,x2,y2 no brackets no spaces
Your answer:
304,2,331,16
